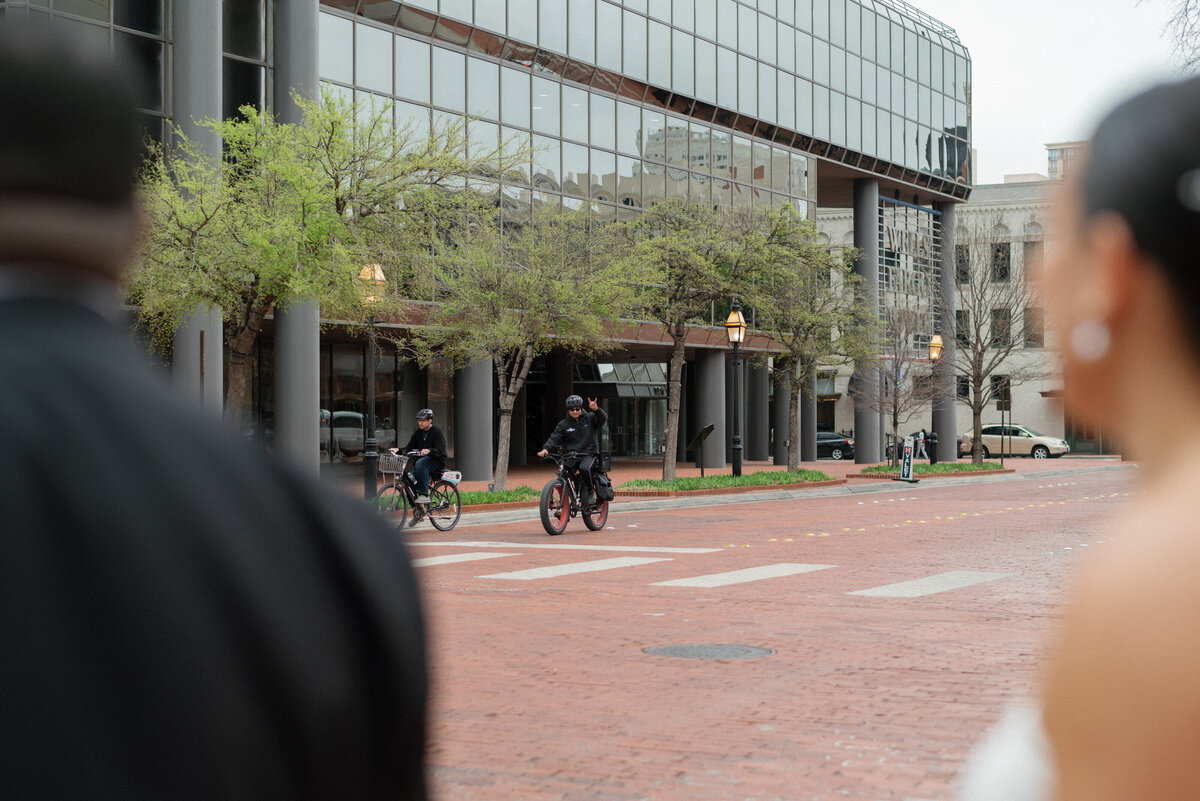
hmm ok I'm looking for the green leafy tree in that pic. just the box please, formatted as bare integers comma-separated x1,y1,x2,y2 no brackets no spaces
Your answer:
410,206,645,490
129,89,527,424
617,198,758,481
749,205,875,470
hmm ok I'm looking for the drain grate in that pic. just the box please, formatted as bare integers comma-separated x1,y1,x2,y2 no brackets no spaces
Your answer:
643,644,774,660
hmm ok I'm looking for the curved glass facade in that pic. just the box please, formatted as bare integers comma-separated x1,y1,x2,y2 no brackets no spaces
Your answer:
317,0,971,219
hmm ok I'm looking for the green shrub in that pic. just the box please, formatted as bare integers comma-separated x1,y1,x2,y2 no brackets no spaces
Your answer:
459,486,540,505
859,462,1004,475
619,469,832,491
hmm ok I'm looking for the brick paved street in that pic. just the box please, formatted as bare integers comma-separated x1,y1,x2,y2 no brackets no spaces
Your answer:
406,464,1135,801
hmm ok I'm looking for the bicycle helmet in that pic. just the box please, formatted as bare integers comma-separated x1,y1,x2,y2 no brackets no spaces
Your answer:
565,394,584,410
416,408,434,420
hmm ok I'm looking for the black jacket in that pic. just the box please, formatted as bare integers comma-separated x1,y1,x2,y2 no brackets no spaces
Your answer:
543,407,608,453
403,425,448,468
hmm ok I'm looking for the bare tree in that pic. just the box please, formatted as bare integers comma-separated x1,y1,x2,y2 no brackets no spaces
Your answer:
1150,0,1200,70
952,214,1048,463
873,304,939,463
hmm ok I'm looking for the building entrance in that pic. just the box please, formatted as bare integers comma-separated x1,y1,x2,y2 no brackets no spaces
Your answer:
604,397,668,458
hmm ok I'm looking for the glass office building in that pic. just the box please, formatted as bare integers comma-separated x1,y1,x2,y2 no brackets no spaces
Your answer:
0,0,970,470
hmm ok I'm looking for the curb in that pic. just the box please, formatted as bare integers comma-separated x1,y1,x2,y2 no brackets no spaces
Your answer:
846,469,1016,480
615,478,847,498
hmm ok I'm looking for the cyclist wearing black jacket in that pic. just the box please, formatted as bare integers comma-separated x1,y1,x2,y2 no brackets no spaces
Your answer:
538,395,607,498
401,409,447,503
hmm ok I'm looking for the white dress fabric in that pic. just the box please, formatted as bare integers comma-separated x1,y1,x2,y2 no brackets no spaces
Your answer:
959,703,1055,801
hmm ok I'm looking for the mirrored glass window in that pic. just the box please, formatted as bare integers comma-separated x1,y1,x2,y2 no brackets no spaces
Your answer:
673,28,695,96
508,0,537,45
590,93,616,150
752,141,769,186
777,73,795,129
540,0,566,53
624,10,647,81
769,146,789,192
642,110,667,161
930,45,943,92
501,126,533,184
649,20,672,86
532,134,561,190
667,165,689,197
846,97,860,150
396,37,430,103
643,161,666,202
117,0,165,35
469,120,498,159
501,67,530,128
591,147,617,200
829,0,844,47
432,48,465,112
738,3,756,55
830,48,844,93
569,0,596,62
675,0,695,29
758,12,775,63
711,128,731,182
796,0,812,33
732,135,752,184
860,8,875,61
716,0,737,48
562,85,589,142
532,77,560,135
120,33,165,112
467,57,499,120
777,23,794,73
617,102,642,156
830,91,845,145
617,156,641,206
846,1,859,52
689,121,711,174
476,1,505,33
318,12,353,84
790,152,807,197
223,0,263,59
696,0,716,40
758,62,775,123
875,16,889,68
597,2,622,72
813,85,829,140
738,55,756,117
717,47,737,109
355,23,393,94
796,30,813,80
695,38,716,103
649,0,671,21
905,28,918,75
813,39,829,86
796,76,813,132
846,53,861,98
861,56,875,103
812,0,828,40
905,78,917,120
862,103,876,156
876,108,890,160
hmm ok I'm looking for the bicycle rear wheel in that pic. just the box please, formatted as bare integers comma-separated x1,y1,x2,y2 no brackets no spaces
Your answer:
375,483,408,526
539,479,570,535
427,481,462,531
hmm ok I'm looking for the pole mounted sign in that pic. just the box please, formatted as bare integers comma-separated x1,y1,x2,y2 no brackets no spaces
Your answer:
893,435,920,483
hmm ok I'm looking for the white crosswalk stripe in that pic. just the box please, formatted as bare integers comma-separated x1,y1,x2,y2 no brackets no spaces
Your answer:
411,552,519,568
848,570,1011,597
479,556,672,580
651,563,836,588
407,541,719,554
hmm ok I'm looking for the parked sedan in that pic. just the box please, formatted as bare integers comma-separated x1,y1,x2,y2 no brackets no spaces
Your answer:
319,409,397,457
816,431,855,460
960,424,1070,459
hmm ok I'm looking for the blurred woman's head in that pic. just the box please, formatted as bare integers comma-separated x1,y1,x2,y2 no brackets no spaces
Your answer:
1045,75,1200,442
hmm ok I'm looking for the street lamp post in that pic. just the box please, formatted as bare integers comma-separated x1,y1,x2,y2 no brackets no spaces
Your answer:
724,297,748,477
928,334,944,463
360,264,387,500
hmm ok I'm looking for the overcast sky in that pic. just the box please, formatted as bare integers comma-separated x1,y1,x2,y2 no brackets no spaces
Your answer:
911,0,1186,184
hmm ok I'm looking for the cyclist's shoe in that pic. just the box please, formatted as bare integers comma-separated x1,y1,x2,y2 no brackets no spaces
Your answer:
414,494,430,504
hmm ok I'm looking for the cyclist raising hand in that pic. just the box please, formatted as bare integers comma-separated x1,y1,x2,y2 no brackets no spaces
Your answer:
538,395,607,498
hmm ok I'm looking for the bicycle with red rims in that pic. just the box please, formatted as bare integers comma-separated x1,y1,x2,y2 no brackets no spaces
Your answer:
538,450,611,535
376,450,462,530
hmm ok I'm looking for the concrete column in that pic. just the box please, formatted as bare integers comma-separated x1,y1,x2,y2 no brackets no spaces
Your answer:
771,365,791,464
454,359,493,481
694,348,726,469
173,0,221,153
172,4,223,411
933,201,959,461
274,0,320,122
800,371,818,462
746,362,770,462
544,351,574,444
274,301,321,479
852,178,881,463
172,305,224,414
399,360,426,424
272,3,322,476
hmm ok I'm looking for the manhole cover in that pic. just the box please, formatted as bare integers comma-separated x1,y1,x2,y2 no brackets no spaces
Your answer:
643,644,774,660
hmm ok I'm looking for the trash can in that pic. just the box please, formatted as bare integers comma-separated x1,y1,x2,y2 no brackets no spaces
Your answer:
928,431,939,464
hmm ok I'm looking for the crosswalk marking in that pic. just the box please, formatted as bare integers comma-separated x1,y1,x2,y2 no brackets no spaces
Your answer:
411,552,519,568
848,570,1011,598
407,541,720,554
652,563,836,588
480,556,672,580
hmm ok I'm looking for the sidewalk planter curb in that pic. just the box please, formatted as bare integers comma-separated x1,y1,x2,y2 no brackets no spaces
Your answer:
461,500,539,514
615,478,847,497
847,469,1015,480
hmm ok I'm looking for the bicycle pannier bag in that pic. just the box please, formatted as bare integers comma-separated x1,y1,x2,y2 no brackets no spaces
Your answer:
593,473,615,501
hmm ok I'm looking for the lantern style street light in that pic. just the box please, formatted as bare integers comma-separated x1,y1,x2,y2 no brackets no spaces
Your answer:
929,333,944,362
724,297,748,477
360,264,387,500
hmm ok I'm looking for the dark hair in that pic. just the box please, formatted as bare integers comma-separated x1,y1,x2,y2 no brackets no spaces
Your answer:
0,22,144,206
1080,75,1200,340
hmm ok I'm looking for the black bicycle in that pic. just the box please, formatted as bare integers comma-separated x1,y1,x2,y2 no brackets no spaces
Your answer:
538,450,611,536
376,450,462,530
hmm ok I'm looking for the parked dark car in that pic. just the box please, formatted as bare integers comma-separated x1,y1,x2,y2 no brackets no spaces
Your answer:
816,431,855,460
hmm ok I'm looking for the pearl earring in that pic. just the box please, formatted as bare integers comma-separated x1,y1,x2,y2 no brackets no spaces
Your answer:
1069,319,1111,363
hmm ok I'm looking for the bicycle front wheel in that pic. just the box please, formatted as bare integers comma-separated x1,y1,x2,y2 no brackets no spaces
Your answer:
427,481,462,531
539,479,570,535
376,483,408,527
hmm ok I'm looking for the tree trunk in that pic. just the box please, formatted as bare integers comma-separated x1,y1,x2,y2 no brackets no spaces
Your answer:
971,401,984,465
492,347,534,491
662,328,687,481
494,401,514,491
223,300,271,429
787,377,801,472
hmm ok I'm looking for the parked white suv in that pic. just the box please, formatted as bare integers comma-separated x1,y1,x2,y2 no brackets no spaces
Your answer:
319,410,396,457
960,425,1070,459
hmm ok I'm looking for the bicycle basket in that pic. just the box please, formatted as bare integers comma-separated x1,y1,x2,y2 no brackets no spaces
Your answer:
379,453,407,474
